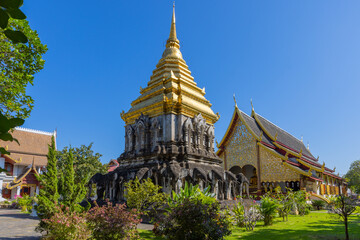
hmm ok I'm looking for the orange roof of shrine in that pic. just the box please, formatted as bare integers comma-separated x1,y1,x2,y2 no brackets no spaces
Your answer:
0,127,56,166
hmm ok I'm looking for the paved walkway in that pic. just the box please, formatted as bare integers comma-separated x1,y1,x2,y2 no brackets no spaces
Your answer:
0,208,153,239
0,209,41,240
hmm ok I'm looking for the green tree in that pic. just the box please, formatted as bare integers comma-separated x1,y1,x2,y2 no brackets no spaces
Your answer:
344,160,360,194
0,112,24,173
59,149,87,212
0,0,28,43
36,137,59,228
0,18,47,118
332,195,357,240
124,177,167,217
57,143,107,184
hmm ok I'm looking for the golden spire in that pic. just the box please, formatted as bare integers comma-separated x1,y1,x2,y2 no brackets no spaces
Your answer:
169,2,177,42
162,3,182,59
122,2,219,125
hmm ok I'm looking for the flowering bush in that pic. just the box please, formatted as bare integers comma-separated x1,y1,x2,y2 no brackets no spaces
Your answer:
43,205,91,240
87,200,141,240
17,194,33,213
154,198,232,240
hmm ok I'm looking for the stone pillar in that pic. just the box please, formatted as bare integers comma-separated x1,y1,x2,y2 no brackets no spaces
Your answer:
11,186,21,199
0,178,3,200
256,142,262,195
0,157,5,200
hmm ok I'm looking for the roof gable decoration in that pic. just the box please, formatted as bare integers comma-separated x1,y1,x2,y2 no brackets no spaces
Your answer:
6,158,39,189
216,97,261,153
2,145,22,163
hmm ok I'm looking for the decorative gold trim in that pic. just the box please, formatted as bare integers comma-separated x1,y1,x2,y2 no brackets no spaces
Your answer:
272,142,302,158
6,181,22,190
282,162,312,177
236,107,260,141
309,192,330,203
13,167,32,184
252,112,276,141
257,142,288,161
297,158,325,173
216,108,238,149
3,154,22,163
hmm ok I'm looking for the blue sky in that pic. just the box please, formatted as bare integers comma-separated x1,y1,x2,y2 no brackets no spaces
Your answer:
22,1,360,175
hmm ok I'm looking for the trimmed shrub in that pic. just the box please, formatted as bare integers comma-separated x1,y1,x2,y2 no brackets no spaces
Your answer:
43,205,91,240
154,198,232,240
312,200,325,210
87,200,141,240
124,177,167,218
17,194,33,213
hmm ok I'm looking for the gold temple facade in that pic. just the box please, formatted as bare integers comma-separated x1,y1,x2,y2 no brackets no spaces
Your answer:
217,103,347,200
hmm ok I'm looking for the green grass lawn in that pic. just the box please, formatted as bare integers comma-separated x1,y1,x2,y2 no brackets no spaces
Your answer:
139,211,360,240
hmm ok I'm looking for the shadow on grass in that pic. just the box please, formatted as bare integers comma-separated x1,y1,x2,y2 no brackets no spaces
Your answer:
138,230,164,240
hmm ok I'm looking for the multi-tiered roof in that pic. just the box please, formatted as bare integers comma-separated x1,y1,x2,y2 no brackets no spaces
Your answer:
121,6,219,125
217,104,342,180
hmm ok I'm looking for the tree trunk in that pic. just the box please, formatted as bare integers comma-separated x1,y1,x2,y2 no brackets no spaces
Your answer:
344,216,349,240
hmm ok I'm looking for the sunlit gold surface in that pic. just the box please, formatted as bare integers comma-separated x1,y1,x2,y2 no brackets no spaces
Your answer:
121,6,219,125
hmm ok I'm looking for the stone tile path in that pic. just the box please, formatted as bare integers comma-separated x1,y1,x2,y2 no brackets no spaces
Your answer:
0,208,153,239
0,209,41,240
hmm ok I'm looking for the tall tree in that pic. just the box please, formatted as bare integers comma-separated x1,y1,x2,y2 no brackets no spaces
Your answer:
61,149,75,205
344,160,360,194
36,137,59,221
0,19,47,118
57,143,107,184
59,148,87,212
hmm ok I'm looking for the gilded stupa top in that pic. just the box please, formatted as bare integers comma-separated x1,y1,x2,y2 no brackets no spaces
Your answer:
121,5,220,125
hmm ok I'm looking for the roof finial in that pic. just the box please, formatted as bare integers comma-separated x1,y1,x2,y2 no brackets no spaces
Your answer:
301,136,303,142
251,98,254,111
233,93,238,107
169,2,177,41
307,142,310,150
162,2,182,59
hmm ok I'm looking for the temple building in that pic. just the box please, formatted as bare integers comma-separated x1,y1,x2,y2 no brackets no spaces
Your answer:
91,6,346,202
90,6,245,201
216,102,347,200
0,127,56,200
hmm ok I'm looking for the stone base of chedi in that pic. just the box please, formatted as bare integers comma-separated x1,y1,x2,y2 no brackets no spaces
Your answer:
90,113,249,201
88,6,249,201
